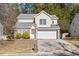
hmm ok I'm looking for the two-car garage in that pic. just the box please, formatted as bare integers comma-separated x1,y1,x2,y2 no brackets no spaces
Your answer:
37,31,58,39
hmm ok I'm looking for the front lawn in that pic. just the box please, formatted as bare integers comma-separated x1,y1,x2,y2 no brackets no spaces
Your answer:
0,39,37,54
65,37,79,48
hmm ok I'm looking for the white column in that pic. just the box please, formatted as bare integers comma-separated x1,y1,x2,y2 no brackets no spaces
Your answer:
35,28,37,40
29,29,32,39
30,29,36,39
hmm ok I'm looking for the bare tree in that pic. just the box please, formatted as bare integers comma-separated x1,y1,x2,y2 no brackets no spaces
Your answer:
0,3,19,35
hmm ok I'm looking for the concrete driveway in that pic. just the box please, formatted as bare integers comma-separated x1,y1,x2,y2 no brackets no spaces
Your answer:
37,39,79,56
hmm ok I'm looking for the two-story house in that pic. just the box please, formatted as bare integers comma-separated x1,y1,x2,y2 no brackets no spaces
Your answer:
14,11,60,39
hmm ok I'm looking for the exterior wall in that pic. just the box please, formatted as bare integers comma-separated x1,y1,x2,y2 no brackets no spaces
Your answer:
52,20,58,25
69,14,79,37
0,24,3,35
15,28,30,34
0,35,7,40
0,24,4,40
35,13,52,27
18,19,34,23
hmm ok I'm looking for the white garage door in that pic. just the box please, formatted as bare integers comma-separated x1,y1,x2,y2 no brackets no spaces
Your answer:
37,31,57,39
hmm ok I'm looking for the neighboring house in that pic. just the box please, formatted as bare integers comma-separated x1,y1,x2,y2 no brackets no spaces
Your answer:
0,23,3,35
0,23,4,40
14,11,60,39
69,13,79,37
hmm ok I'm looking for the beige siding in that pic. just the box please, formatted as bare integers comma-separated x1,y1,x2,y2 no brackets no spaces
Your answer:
18,19,34,22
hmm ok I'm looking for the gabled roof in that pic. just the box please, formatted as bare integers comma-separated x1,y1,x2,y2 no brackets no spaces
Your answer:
17,14,36,19
74,13,79,19
17,10,58,20
51,15,59,20
70,13,79,25
34,10,58,20
15,22,34,29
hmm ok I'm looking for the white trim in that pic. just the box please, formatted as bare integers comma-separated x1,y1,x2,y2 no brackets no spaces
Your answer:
18,20,33,22
36,30,58,39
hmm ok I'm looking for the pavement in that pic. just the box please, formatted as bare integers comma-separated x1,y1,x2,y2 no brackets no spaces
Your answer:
37,39,79,56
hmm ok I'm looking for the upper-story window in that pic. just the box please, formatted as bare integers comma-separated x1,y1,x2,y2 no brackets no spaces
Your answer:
52,21,54,24
40,19,46,25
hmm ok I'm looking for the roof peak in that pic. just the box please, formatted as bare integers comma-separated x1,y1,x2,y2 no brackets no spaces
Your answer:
17,10,58,19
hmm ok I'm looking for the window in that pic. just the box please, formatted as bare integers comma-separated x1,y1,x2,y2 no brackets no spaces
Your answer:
32,29,35,34
52,21,54,24
40,19,42,25
40,19,46,25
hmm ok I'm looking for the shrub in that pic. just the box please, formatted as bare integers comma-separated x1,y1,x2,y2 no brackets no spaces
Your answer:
22,32,30,39
15,33,22,39
6,34,14,41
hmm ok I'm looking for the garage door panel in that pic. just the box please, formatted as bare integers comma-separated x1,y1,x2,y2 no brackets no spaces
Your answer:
37,31,57,39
